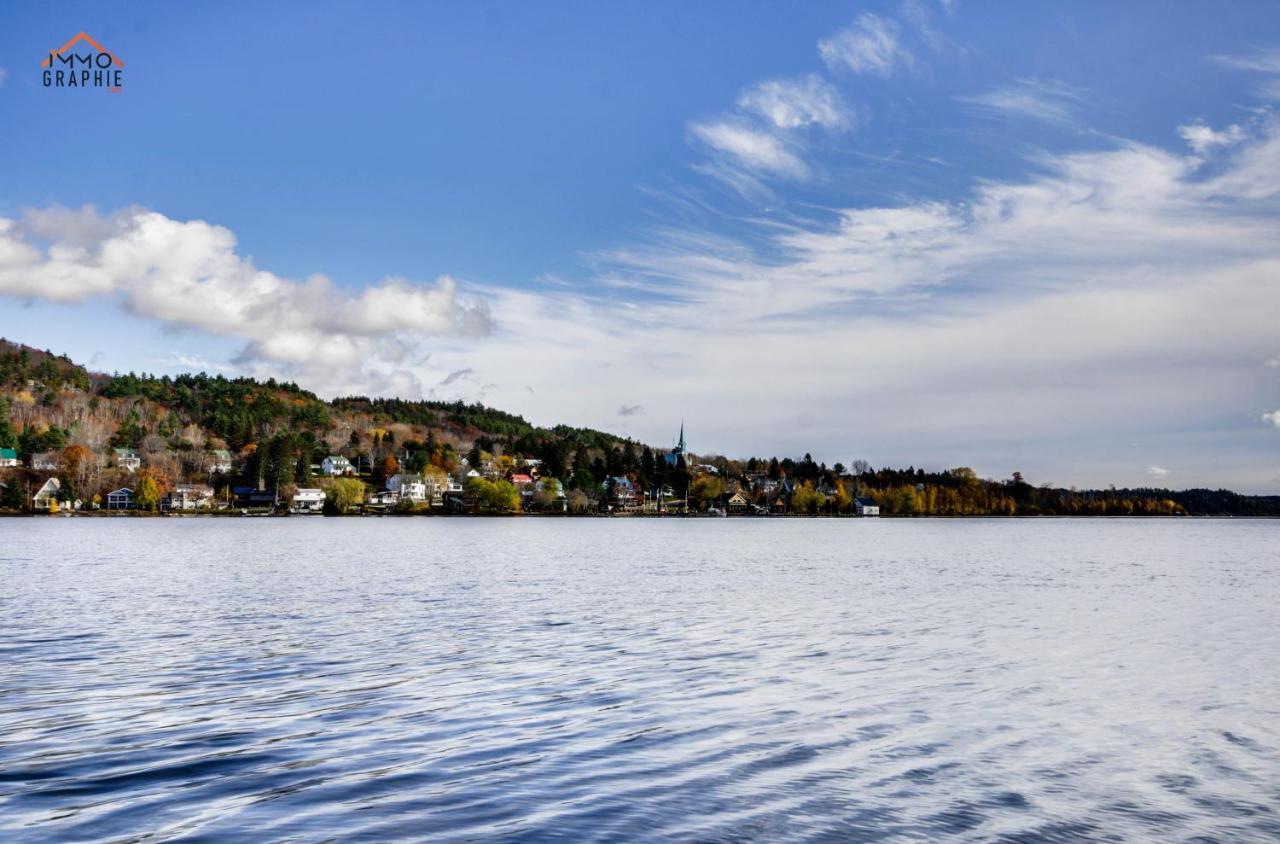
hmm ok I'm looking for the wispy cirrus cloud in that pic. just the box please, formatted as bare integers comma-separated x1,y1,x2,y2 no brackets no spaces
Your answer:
1211,46,1280,100
1211,47,1280,74
819,14,913,77
689,121,809,179
959,78,1088,125
736,75,851,130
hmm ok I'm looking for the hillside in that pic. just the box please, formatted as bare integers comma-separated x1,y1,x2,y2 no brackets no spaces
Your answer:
1,337,1278,517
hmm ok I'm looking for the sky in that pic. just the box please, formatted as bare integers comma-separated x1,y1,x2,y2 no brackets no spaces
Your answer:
1,1,1279,491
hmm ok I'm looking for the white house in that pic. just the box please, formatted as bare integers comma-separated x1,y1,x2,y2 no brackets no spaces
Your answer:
107,487,136,510
31,451,59,471
854,497,880,517
291,488,325,513
163,484,214,511
368,489,398,506
321,455,353,476
114,448,142,472
387,473,428,503
0,447,18,468
209,449,233,474
32,477,61,511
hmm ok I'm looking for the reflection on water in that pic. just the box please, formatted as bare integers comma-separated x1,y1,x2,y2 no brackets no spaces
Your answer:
1,518,1277,841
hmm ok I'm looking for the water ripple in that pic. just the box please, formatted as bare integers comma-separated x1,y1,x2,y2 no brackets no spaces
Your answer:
1,518,1278,841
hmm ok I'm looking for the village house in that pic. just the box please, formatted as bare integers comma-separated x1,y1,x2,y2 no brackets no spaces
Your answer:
163,484,214,511
605,476,640,509
107,486,135,510
724,490,750,514
387,473,428,503
0,447,19,468
33,477,61,511
368,489,398,506
854,497,880,517
290,488,325,513
114,448,142,472
321,455,353,476
209,449,233,474
31,450,59,471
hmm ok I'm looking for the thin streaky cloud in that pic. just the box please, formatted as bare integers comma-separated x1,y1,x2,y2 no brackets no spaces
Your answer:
958,78,1088,126
1210,47,1280,74
689,121,809,178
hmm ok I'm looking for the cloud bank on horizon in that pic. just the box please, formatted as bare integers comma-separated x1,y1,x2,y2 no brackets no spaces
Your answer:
1,3,1279,491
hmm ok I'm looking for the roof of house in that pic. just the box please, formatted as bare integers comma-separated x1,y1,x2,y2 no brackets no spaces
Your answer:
114,448,140,458
326,455,352,464
0,447,17,460
210,449,232,460
108,487,134,496
172,484,213,494
510,474,534,484
854,497,878,506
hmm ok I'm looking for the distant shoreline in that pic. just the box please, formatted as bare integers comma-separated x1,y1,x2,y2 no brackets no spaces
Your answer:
2,511,1271,520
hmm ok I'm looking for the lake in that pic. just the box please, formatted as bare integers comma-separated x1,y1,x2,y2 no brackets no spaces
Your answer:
1,518,1277,841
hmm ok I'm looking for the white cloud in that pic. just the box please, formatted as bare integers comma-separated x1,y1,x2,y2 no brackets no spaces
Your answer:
1148,466,1169,478
1211,47,1280,100
1177,121,1246,154
1264,411,1280,429
959,79,1086,125
1211,48,1280,74
1265,355,1280,368
0,207,490,393
689,121,809,178
8,113,1280,491
737,75,851,130
819,14,912,77
413,120,1280,491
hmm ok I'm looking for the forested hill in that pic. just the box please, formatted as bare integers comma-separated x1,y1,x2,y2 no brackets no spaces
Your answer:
0,336,632,471
1,337,1278,517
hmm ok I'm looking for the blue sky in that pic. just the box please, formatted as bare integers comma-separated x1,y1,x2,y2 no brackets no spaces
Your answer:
2,2,1279,490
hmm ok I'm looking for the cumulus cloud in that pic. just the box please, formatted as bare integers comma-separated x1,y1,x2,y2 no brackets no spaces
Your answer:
737,75,851,130
689,121,809,178
819,14,912,77
1178,121,1246,154
0,207,491,393
1148,466,1169,478
959,79,1087,125
1264,411,1280,429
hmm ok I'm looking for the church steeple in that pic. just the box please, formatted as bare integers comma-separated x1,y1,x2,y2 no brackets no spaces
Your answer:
677,421,685,454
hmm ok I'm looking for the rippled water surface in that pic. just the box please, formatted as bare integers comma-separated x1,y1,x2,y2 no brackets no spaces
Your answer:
1,518,1278,841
